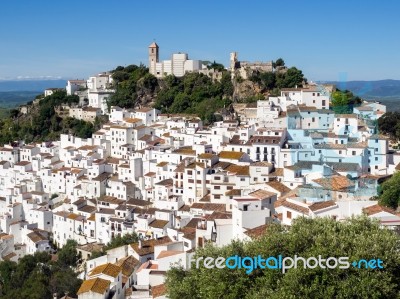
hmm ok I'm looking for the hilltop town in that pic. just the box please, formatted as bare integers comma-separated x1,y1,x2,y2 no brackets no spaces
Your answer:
0,43,399,299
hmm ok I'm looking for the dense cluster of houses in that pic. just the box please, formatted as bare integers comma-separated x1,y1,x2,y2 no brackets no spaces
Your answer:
2,81,400,299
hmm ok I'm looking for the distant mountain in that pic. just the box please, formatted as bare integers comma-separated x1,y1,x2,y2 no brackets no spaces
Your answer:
321,79,400,99
320,79,400,111
0,79,67,92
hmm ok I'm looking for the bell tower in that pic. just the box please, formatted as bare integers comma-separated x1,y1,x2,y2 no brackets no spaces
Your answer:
148,42,159,76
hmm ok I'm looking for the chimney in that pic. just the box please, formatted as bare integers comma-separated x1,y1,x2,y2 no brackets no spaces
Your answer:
138,240,142,249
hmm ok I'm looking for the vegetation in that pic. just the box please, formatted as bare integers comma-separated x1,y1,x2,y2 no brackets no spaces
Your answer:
273,58,285,68
330,89,362,114
249,66,306,94
89,232,138,260
0,240,82,299
108,61,308,125
0,90,105,145
154,72,233,124
377,171,400,209
377,111,400,140
0,91,43,111
166,216,400,299
108,64,158,109
205,61,225,72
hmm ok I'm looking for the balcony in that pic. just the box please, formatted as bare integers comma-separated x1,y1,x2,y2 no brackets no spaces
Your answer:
197,219,207,230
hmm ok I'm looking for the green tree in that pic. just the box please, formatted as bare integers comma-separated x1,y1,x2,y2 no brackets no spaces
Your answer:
331,90,362,114
276,67,305,89
57,239,79,268
166,216,400,299
49,268,82,298
378,172,400,209
206,61,225,72
378,111,400,139
0,260,17,296
274,58,285,67
104,232,139,251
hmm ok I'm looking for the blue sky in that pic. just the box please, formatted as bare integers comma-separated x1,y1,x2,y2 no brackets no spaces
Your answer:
0,0,399,81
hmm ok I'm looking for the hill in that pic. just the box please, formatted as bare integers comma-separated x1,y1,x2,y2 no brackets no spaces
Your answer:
0,91,41,108
0,90,105,144
109,63,306,124
330,79,400,98
322,79,400,111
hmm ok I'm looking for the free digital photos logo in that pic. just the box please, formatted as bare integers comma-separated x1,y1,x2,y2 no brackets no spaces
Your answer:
189,255,384,274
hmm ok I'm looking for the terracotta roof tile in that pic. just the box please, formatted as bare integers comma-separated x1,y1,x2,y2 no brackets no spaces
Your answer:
77,278,110,295
274,199,309,215
218,151,245,160
152,284,166,298
130,236,172,256
244,224,269,238
363,204,396,216
89,263,121,278
149,219,169,229
309,200,336,212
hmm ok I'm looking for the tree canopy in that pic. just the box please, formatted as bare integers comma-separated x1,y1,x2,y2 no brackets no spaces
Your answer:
250,66,306,95
0,90,104,145
377,171,400,209
107,64,158,109
330,89,362,114
273,58,285,68
378,111,400,140
88,232,139,260
0,243,82,299
154,72,233,124
166,216,400,299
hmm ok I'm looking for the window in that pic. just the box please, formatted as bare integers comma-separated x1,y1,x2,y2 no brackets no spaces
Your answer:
214,186,220,190
352,151,356,155
215,176,221,180
187,170,193,175
240,178,245,182
287,211,292,219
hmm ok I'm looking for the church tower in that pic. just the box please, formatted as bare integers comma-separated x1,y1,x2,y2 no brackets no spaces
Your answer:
148,42,159,76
